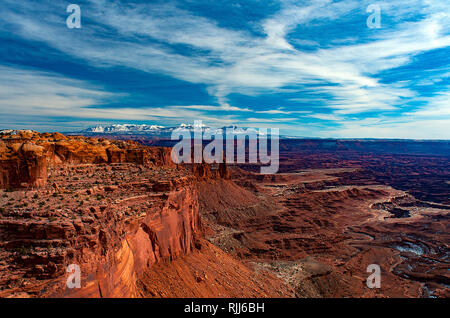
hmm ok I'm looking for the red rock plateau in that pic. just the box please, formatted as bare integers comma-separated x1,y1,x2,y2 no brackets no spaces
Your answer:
0,131,290,298
0,132,448,298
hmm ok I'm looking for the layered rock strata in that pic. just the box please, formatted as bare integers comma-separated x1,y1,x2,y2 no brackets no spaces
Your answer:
0,132,202,297
0,130,175,189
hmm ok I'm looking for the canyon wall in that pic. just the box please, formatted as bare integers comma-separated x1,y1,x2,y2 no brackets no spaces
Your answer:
0,131,205,298
0,172,201,298
59,185,201,298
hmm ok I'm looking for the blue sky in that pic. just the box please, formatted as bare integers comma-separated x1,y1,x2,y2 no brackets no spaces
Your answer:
0,0,449,138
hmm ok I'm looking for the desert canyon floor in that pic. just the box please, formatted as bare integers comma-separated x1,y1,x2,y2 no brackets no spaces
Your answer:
0,131,448,298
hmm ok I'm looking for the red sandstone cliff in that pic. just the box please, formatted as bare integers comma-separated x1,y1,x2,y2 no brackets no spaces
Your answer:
59,184,201,298
0,163,201,297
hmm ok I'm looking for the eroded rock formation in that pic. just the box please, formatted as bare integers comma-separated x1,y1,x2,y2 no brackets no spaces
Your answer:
0,130,175,189
0,159,201,297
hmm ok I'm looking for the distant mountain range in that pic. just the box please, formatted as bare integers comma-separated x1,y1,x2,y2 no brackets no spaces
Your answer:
75,124,277,138
69,124,450,142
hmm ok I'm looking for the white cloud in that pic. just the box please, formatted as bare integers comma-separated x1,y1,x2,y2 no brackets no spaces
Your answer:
327,117,450,139
0,66,241,128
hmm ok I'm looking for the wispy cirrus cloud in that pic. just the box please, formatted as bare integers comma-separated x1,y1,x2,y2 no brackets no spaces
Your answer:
0,0,449,137
0,66,240,130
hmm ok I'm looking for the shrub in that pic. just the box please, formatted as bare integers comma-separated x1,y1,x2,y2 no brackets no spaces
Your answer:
17,245,30,256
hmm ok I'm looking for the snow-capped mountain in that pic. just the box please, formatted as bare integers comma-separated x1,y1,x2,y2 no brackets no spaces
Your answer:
83,124,166,134
79,124,270,137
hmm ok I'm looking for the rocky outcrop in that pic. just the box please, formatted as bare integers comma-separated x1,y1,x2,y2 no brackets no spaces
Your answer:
191,160,230,180
60,185,201,298
0,162,201,298
0,140,47,188
0,130,175,189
